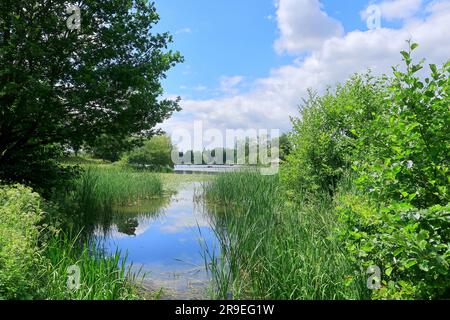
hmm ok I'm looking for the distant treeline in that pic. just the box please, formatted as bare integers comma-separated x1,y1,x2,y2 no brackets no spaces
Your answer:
176,134,291,165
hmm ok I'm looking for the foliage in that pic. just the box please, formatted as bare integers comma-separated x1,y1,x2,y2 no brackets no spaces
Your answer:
0,183,141,300
0,144,80,198
282,74,385,196
336,191,450,300
88,134,141,163
0,184,43,299
126,135,175,170
279,133,292,162
0,0,182,190
355,44,449,209
283,42,449,299
338,43,450,300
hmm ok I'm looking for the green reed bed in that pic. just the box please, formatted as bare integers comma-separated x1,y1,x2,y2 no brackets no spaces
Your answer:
42,231,140,300
59,166,165,233
203,171,367,300
75,166,163,210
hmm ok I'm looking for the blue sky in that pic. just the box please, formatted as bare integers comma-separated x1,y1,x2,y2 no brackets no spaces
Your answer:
155,0,371,100
154,0,288,100
154,0,418,101
151,0,449,150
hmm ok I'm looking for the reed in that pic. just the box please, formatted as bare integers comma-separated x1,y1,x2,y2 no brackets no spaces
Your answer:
42,230,141,300
203,171,368,300
57,166,165,233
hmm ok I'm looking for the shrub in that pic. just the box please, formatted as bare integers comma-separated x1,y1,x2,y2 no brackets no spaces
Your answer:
336,192,450,299
284,42,449,299
337,43,450,300
0,184,43,299
355,43,449,209
282,73,385,197
126,135,174,170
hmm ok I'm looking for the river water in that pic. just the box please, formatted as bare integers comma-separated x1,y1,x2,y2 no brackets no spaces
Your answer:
95,181,220,299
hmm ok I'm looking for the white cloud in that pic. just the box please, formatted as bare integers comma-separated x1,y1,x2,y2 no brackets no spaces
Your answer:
274,0,344,54
161,0,450,150
219,76,244,95
367,0,424,21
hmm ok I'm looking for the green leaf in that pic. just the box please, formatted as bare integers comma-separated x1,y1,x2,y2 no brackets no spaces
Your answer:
430,64,437,74
385,267,393,277
404,259,418,269
400,51,409,59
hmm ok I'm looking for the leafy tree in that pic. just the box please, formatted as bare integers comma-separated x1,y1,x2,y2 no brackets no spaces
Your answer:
0,0,182,190
126,135,174,170
279,133,292,161
88,133,140,162
282,74,385,196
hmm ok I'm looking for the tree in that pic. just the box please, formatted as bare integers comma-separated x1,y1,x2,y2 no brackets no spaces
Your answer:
127,135,174,169
0,0,182,190
282,74,385,196
279,133,292,162
88,134,139,162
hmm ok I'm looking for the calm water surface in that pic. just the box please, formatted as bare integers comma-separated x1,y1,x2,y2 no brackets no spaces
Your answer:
96,181,220,299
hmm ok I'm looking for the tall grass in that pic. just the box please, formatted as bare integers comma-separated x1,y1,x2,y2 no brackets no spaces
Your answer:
41,165,164,299
41,231,141,300
75,166,163,210
55,166,164,234
203,171,368,300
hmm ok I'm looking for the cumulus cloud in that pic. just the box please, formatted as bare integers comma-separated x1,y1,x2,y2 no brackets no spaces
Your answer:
274,0,344,54
366,0,424,21
161,0,450,150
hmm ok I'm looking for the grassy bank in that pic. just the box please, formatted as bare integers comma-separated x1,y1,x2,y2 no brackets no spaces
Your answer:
51,165,164,235
203,172,367,300
0,184,139,300
73,166,163,210
1,165,169,300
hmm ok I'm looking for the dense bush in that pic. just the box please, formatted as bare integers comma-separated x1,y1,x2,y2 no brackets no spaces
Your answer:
339,44,450,299
282,73,385,196
284,43,449,299
125,135,174,171
0,184,43,299
355,45,449,209
337,192,449,299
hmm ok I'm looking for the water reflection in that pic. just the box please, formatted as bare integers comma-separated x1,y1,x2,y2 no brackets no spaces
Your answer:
95,182,219,299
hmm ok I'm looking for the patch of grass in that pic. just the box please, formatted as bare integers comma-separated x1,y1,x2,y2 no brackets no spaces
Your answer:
0,184,140,300
203,171,368,300
42,231,141,300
